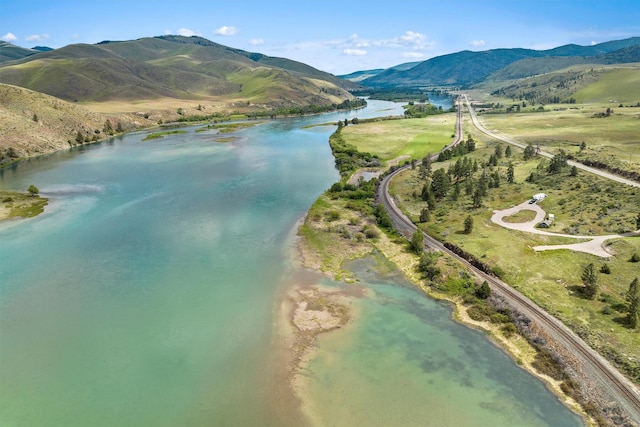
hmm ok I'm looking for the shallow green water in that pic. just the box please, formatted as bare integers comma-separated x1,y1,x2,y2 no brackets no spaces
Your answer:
1,99,581,426
306,258,583,426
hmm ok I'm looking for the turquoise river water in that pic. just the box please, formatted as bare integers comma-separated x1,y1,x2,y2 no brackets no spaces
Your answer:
0,98,583,426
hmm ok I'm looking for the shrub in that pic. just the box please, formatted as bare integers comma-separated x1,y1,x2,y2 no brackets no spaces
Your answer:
363,227,379,239
630,253,640,263
501,323,517,338
326,211,340,222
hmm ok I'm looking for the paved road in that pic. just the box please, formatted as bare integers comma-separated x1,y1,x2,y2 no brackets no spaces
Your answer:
463,94,640,188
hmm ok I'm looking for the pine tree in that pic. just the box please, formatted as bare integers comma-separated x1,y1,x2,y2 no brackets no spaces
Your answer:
507,162,515,183
626,278,639,328
505,145,512,158
419,208,430,223
463,215,474,234
475,281,491,299
581,263,598,299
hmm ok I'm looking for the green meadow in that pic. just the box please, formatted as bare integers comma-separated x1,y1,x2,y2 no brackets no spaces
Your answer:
313,86,640,382
340,114,456,163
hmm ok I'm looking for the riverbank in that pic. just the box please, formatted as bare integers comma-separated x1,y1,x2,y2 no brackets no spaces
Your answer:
282,192,595,426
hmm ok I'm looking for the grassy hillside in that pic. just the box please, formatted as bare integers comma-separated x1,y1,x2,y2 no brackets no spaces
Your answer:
0,36,355,111
573,67,640,103
479,63,640,106
0,41,38,63
362,37,640,88
0,83,152,163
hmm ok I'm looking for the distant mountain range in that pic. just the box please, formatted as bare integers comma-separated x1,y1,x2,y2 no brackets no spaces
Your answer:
343,37,640,88
0,35,358,107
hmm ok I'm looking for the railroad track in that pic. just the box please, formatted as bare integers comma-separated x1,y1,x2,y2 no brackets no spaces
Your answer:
376,97,640,423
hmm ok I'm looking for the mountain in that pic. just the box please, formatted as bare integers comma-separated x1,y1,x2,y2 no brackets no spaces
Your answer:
361,37,640,88
0,35,357,108
0,41,39,63
339,69,386,82
487,45,640,81
339,62,421,82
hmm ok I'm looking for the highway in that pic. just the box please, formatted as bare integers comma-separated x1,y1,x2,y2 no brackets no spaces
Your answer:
463,94,640,188
376,95,640,423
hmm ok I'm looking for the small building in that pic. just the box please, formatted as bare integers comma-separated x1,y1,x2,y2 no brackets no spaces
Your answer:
533,193,547,202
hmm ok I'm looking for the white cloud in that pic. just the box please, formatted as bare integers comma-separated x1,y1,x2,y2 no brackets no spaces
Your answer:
470,39,485,47
25,34,50,42
372,31,435,50
1,32,17,42
177,28,202,37
590,40,597,45
400,31,424,44
343,48,367,56
214,26,238,36
403,52,425,59
249,38,264,46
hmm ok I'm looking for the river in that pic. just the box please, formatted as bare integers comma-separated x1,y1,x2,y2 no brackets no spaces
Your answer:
0,98,582,426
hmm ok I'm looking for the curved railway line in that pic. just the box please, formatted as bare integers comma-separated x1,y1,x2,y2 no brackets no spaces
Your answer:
376,96,640,423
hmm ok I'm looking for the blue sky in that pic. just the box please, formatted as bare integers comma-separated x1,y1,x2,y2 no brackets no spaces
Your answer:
1,0,638,74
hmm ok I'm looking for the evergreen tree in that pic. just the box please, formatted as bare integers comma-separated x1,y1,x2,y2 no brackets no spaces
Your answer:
419,208,430,223
494,143,503,159
466,135,476,152
507,162,515,183
430,168,451,199
477,169,489,196
491,170,500,188
505,145,512,157
463,215,474,234
626,278,639,328
581,263,598,299
116,121,124,133
475,281,491,299
472,188,483,208
523,144,536,160
75,131,84,144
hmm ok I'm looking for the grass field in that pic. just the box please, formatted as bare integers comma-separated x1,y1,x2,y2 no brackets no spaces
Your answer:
476,104,640,173
340,114,456,163
382,123,640,382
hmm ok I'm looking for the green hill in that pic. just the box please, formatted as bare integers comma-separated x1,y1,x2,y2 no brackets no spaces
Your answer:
0,83,151,164
361,37,640,88
487,45,640,81
0,36,355,108
0,41,38,63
